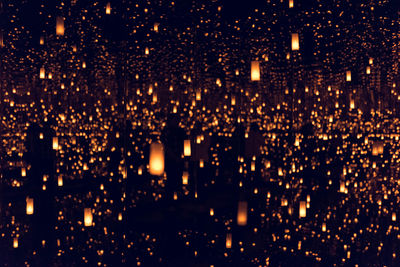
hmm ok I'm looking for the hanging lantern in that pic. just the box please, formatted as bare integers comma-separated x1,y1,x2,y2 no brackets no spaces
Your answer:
392,212,397,222
84,208,93,227
289,0,294,8
372,141,384,156
299,201,306,218
52,137,59,150
340,181,346,193
26,197,34,215
231,95,236,106
346,71,351,82
182,171,189,185
145,47,149,55
196,90,201,101
226,233,232,249
350,99,355,110
40,68,45,79
149,142,164,176
106,2,111,14
237,201,248,226
291,33,299,51
322,222,326,232
56,17,65,36
184,140,191,157
40,36,44,45
58,176,63,187
366,66,371,74
21,168,26,177
251,161,256,171
0,32,3,48
154,22,159,32
13,237,18,248
369,58,373,65
251,61,260,81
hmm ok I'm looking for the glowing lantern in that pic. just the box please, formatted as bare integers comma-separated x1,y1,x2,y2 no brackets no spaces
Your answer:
392,212,397,221
231,96,236,105
226,233,232,248
84,208,93,227
299,201,306,218
210,208,214,216
118,213,122,221
196,90,201,101
182,171,189,185
350,99,355,110
145,47,149,55
369,58,373,65
13,237,18,248
372,141,384,156
154,22,159,32
56,17,65,36
251,61,260,81
322,222,326,232
289,0,294,8
21,168,26,177
184,140,191,157
106,2,111,14
149,142,164,176
366,66,371,74
251,161,256,171
40,68,45,79
340,181,346,193
291,33,299,51
58,176,63,187
52,137,59,150
40,36,44,45
0,32,3,48
346,71,351,82
237,201,248,226
26,197,34,215
199,159,204,168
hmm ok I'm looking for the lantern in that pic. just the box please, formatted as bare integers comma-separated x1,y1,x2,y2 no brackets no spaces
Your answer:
322,222,326,232
299,201,306,218
184,140,191,157
210,208,214,216
346,71,351,82
154,22,159,32
350,99,355,110
118,213,122,221
251,61,260,81
231,95,236,105
196,90,201,101
369,58,373,65
199,159,204,168
393,212,397,222
366,66,371,74
106,2,111,14
84,208,93,227
52,137,59,150
149,142,164,176
58,176,63,187
291,33,299,51
0,32,3,48
40,68,45,79
56,17,65,36
21,168,26,177
237,201,248,226
340,181,346,193
289,0,294,8
145,47,149,55
372,141,384,156
251,161,256,171
26,197,34,215
182,171,189,185
226,233,232,249
13,237,18,248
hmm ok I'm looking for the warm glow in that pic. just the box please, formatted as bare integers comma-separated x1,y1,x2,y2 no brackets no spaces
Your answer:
106,2,111,14
26,197,34,215
184,140,191,157
182,171,189,185
251,61,260,81
237,201,248,226
299,201,306,218
291,33,299,51
84,208,93,227
56,17,65,36
149,142,164,176
346,71,351,82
